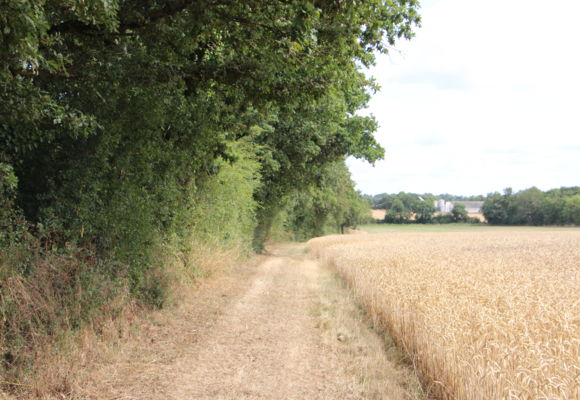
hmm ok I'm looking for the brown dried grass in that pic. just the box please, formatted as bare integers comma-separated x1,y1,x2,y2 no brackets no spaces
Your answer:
314,263,427,400
371,209,387,220
467,213,486,222
0,240,247,399
309,231,580,400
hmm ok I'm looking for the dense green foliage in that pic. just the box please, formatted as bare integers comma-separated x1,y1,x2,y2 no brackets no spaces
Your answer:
370,192,437,223
0,0,420,380
1,0,420,283
482,187,580,225
281,161,371,240
451,203,468,222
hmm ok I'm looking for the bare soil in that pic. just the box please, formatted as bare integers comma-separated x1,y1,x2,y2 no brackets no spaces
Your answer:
61,243,424,399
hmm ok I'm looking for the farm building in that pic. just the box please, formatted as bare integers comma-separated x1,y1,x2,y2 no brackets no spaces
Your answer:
453,201,484,213
434,200,484,214
435,199,453,213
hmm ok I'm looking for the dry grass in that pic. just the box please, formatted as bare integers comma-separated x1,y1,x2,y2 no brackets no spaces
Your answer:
467,213,486,222
58,246,420,399
371,209,387,220
0,240,248,399
309,231,580,400
73,249,262,400
313,263,427,400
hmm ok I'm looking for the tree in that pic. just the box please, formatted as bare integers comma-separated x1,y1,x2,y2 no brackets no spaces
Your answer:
1,0,421,256
414,198,436,223
482,187,580,226
385,199,411,223
562,195,580,225
281,161,370,240
483,193,510,224
451,203,468,222
507,187,543,225
537,196,564,225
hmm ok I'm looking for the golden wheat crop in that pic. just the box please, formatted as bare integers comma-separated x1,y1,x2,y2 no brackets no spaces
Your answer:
309,231,580,400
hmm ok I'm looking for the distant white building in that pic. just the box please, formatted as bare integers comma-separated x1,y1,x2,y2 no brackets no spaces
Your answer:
434,200,484,213
454,201,484,213
434,199,454,213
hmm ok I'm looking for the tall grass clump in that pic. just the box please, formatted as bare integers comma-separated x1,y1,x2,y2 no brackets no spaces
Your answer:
310,231,580,400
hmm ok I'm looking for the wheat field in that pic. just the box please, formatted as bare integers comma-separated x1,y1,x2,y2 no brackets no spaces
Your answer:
309,231,580,400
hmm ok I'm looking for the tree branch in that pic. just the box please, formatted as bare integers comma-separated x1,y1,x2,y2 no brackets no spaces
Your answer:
48,0,209,36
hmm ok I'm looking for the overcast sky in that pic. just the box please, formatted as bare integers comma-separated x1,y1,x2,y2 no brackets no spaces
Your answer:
348,0,580,196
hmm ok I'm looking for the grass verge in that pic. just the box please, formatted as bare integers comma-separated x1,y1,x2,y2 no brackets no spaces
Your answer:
311,259,428,400
0,239,249,399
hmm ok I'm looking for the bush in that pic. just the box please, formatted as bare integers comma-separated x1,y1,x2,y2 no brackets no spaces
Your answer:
432,213,455,224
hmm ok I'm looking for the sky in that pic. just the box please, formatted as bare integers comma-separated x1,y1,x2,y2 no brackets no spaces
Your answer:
348,0,580,196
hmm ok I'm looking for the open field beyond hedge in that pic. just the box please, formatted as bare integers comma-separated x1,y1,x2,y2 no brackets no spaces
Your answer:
309,230,580,400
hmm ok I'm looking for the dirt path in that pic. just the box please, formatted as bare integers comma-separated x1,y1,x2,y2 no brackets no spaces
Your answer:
75,244,424,400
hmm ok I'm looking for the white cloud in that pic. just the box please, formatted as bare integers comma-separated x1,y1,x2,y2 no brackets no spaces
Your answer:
350,0,580,195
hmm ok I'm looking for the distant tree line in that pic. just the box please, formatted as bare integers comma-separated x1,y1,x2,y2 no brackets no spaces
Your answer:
366,187,580,226
483,187,580,225
366,192,480,224
366,192,484,209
